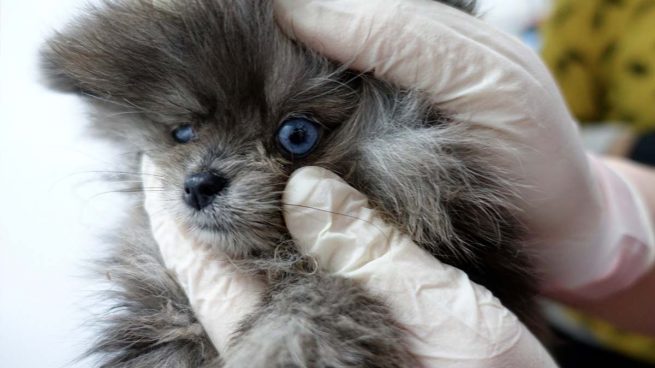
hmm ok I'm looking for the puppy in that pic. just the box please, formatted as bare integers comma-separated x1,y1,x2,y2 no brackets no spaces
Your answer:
43,0,540,366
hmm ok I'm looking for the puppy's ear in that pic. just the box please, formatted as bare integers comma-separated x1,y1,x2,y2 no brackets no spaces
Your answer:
39,41,82,93
40,1,186,101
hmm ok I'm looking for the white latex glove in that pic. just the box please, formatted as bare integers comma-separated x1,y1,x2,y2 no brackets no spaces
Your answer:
273,0,655,298
142,156,557,367
283,166,558,367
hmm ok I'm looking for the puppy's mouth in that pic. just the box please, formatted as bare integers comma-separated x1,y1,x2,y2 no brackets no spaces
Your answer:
179,207,284,257
142,155,263,254
182,207,231,234
190,221,230,238
186,222,226,240
142,155,287,255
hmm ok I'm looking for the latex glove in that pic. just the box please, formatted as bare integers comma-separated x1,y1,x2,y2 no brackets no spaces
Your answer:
141,155,265,354
143,156,557,367
273,0,655,298
283,166,558,367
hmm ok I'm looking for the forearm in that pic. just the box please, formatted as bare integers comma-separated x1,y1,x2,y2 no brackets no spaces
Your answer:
551,157,655,337
602,157,655,229
556,263,655,337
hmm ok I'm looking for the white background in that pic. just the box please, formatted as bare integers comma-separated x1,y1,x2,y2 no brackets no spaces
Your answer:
0,0,550,367
1,1,125,366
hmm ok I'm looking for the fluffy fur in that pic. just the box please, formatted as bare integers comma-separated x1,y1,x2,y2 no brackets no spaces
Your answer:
43,0,541,366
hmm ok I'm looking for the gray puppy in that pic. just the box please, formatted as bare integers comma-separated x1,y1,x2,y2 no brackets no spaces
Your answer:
43,0,541,367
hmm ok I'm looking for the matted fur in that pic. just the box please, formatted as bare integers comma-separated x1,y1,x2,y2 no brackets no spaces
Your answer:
42,0,542,366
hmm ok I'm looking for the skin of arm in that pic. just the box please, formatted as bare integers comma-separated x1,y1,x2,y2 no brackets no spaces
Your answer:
551,158,655,337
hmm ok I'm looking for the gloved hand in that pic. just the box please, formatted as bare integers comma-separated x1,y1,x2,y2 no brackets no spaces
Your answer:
142,155,557,367
273,0,655,298
283,166,558,367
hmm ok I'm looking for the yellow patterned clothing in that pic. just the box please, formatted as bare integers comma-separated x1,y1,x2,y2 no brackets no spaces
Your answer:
561,307,655,364
541,0,655,132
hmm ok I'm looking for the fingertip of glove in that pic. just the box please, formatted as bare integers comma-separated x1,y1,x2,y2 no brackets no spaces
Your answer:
284,166,368,212
287,165,337,184
283,167,374,251
284,166,332,203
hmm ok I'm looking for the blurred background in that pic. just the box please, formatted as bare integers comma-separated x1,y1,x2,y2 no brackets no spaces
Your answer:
1,0,653,367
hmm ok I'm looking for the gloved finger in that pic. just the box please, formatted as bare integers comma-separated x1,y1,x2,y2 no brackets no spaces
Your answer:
283,166,557,367
141,155,266,355
273,0,564,123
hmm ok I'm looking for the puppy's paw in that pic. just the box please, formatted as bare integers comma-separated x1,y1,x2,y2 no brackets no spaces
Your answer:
225,273,416,368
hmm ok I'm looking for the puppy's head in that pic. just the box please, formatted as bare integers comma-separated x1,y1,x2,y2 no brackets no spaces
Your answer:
43,0,511,263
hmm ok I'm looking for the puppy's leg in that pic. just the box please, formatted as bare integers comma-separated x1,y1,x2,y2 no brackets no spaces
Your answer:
226,272,416,368
89,208,220,368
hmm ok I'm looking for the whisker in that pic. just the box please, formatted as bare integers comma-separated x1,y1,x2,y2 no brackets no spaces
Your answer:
86,188,174,201
104,110,148,118
282,203,391,242
84,171,175,185
81,170,168,179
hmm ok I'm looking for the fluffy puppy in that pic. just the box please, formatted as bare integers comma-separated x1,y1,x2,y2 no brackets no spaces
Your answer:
42,0,540,366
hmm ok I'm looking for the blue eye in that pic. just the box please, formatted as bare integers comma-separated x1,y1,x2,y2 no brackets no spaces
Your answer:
172,124,195,144
276,117,321,158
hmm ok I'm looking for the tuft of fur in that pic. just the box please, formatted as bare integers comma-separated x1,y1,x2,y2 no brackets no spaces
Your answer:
227,273,417,368
89,208,221,367
43,0,543,366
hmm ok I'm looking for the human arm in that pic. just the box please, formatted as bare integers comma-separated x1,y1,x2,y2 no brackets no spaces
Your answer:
551,158,655,336
273,0,655,301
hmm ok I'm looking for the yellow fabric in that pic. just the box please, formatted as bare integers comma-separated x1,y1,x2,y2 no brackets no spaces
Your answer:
564,308,655,363
541,0,655,131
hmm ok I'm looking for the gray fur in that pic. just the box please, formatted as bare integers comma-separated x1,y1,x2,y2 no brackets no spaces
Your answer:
227,273,417,367
91,208,221,367
42,0,542,367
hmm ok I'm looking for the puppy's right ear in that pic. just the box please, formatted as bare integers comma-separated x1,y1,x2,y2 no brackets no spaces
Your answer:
38,1,185,101
38,2,147,96
39,33,85,94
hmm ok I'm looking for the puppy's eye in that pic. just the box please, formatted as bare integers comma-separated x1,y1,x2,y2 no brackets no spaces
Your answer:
276,117,321,158
172,124,196,144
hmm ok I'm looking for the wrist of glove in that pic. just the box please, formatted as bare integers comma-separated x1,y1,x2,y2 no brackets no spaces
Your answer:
548,154,655,298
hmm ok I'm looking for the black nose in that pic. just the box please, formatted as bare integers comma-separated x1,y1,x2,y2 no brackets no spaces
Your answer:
183,171,228,210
